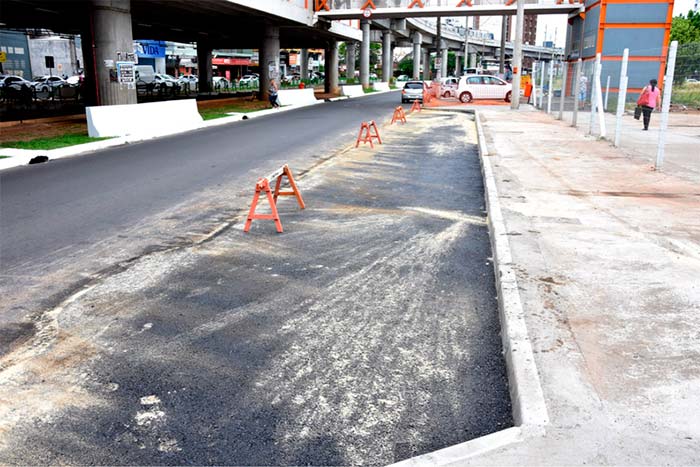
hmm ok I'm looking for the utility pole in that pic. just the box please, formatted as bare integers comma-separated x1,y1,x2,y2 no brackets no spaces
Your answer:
511,0,525,110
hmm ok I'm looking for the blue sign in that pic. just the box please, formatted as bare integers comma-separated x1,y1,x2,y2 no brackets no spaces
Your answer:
135,40,166,58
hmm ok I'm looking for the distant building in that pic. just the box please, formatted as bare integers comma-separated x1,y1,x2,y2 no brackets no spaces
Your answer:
0,30,32,78
27,34,81,78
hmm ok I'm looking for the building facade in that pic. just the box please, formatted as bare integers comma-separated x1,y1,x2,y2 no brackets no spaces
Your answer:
0,30,32,78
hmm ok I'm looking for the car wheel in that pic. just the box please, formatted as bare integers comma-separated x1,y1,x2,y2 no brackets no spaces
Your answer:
442,91,451,98
505,91,512,103
459,91,473,103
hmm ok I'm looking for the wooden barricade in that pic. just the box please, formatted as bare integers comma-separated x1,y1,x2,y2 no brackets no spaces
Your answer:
391,106,407,124
355,121,382,148
244,164,305,233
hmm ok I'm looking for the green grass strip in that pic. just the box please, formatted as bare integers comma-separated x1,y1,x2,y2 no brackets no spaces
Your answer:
0,133,112,150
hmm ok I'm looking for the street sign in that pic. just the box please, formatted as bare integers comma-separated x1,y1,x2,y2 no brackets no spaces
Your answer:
45,56,54,68
0,52,6,63
362,9,372,18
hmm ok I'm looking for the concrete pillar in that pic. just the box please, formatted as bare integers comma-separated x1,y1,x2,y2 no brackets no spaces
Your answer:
80,29,99,106
360,20,370,88
197,42,212,93
422,49,430,80
511,0,525,109
382,31,392,82
500,15,508,73
441,48,448,78
300,48,309,80
455,55,460,77
412,33,422,80
91,0,136,105
469,52,477,69
260,24,280,101
345,42,356,80
325,41,339,94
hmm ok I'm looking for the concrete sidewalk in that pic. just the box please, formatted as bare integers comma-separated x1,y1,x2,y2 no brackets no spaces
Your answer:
461,107,700,465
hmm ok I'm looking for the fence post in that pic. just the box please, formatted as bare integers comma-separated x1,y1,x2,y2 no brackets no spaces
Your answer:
532,61,538,107
547,60,554,114
558,60,568,120
604,75,611,111
572,58,582,127
614,48,629,148
539,60,546,109
588,53,601,136
656,40,678,171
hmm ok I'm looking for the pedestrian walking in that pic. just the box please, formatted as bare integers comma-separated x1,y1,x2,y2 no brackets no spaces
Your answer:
636,78,661,130
268,79,280,109
578,74,588,109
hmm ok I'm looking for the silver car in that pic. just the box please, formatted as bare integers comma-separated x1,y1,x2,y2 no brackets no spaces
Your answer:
401,80,424,103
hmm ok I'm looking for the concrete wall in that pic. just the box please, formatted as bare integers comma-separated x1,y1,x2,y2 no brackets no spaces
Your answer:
28,36,81,77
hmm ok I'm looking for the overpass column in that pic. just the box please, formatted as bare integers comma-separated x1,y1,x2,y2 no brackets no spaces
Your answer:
382,31,392,82
260,24,280,101
469,52,477,69
197,42,212,93
300,48,309,81
441,48,448,78
346,42,356,80
325,41,339,94
412,33,422,80
91,0,136,105
454,54,460,77
422,49,430,80
360,20,370,88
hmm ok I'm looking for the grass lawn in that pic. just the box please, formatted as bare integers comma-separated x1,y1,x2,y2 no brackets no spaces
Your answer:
672,84,700,107
363,88,379,94
199,101,271,120
0,155,9,159
0,133,112,150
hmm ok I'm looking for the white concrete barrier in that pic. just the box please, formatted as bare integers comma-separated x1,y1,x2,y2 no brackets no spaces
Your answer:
341,85,364,98
372,81,391,92
277,88,318,107
86,99,203,138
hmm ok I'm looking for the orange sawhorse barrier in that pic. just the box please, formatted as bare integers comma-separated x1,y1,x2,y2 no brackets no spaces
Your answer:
355,120,382,148
391,106,407,124
410,99,421,113
244,164,305,233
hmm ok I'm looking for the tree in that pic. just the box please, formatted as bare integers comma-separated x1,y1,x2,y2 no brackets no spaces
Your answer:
670,12,700,44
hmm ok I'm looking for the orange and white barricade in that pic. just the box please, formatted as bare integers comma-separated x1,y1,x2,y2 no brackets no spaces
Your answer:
391,106,407,124
355,120,382,148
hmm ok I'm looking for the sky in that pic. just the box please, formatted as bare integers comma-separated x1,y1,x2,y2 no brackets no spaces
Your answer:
480,0,697,47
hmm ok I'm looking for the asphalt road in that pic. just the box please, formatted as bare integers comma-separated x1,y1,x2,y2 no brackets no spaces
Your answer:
0,92,401,324
0,110,512,465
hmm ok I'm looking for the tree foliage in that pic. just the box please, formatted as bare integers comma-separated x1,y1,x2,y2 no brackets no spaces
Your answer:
671,11,700,44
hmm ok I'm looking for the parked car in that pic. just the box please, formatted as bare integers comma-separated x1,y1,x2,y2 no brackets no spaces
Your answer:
178,74,198,84
396,74,409,81
282,73,300,84
213,76,230,90
0,75,32,91
401,80,424,103
456,74,512,103
66,75,82,85
134,65,156,84
369,72,378,81
31,75,67,92
439,76,459,98
238,74,258,87
685,78,699,84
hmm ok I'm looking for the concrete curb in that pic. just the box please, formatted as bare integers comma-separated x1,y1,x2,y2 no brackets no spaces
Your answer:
0,91,399,172
474,111,549,428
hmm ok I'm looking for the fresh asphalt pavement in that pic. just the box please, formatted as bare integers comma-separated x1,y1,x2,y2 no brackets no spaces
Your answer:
0,110,512,465
1,92,404,329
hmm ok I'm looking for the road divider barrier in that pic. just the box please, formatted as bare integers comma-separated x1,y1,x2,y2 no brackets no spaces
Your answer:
86,99,202,138
391,106,407,125
244,164,305,234
372,82,391,92
355,121,382,149
410,99,422,113
341,85,364,98
276,88,318,107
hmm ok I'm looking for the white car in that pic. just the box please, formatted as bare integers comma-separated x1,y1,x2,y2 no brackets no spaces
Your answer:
155,73,179,87
1,75,33,90
178,75,198,84
213,76,231,90
238,75,258,87
456,74,513,103
439,76,459,98
31,75,67,92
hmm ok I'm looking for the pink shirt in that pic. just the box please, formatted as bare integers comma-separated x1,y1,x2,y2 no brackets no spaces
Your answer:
638,85,661,108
